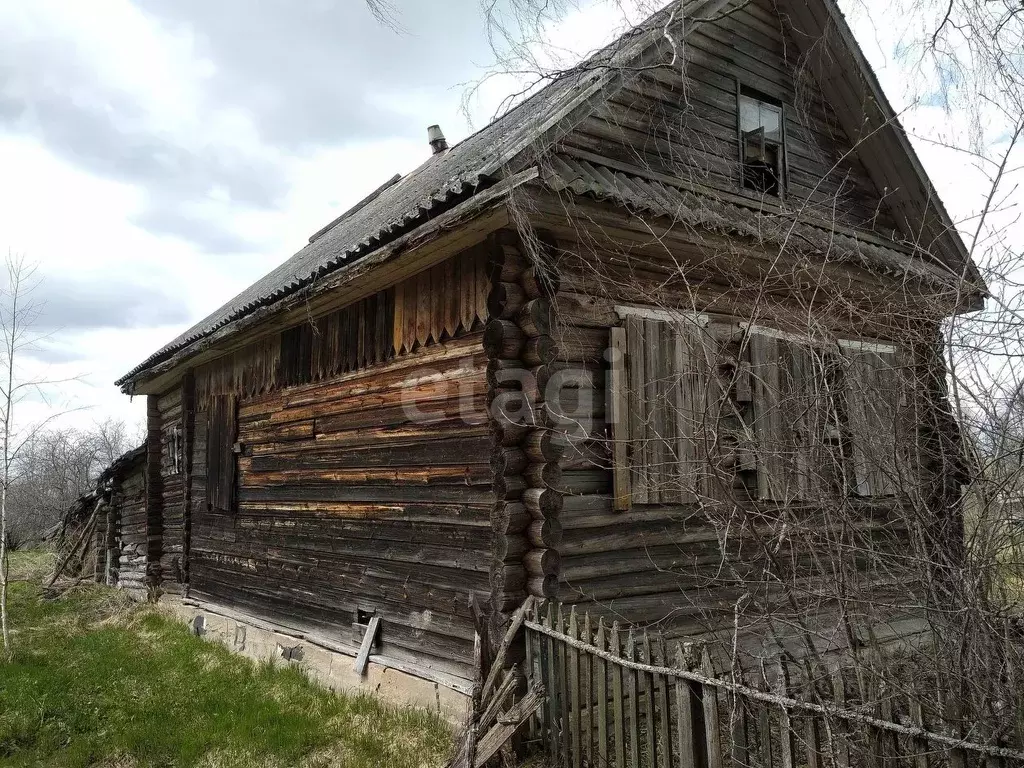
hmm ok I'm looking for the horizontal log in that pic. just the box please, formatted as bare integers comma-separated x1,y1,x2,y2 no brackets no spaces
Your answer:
490,562,526,594
525,462,562,489
487,281,526,319
484,319,525,360
524,548,561,576
521,264,561,300
527,518,563,549
494,473,527,500
527,575,559,598
523,487,563,519
516,299,552,337
522,336,557,367
494,534,529,563
523,429,569,463
492,501,530,535
491,447,528,476
487,241,528,283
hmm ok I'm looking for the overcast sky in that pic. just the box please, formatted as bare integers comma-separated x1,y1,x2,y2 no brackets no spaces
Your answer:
0,0,1018,437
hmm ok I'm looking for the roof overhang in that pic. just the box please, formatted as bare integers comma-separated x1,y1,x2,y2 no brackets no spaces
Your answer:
119,169,536,395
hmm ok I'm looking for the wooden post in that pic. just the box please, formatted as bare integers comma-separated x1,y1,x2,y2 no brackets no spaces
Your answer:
758,673,774,768
544,602,561,762
730,659,749,768
582,611,593,768
642,632,657,768
556,604,570,768
831,665,851,768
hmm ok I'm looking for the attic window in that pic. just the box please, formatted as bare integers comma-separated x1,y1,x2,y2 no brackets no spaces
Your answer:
738,90,784,196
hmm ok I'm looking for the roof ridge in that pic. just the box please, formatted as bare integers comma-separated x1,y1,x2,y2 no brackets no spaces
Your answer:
308,172,403,244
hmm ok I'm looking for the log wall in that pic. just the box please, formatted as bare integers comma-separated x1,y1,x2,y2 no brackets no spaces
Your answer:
183,245,494,685
559,0,899,235
114,458,149,593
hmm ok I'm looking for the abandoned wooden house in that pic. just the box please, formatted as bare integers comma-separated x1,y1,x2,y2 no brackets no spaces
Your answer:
55,444,147,593
112,0,983,711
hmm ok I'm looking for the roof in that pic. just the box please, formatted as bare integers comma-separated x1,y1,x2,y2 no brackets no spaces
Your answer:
117,0,982,389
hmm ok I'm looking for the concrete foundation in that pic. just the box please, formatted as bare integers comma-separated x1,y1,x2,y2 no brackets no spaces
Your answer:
160,597,471,723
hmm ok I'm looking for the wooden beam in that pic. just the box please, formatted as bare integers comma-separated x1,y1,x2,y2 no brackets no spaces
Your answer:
354,615,382,676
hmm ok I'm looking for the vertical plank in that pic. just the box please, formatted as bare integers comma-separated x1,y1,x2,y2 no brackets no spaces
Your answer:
557,605,570,768
803,665,822,768
675,645,699,768
644,319,663,504
569,608,582,768
777,661,796,768
642,632,657,768
474,244,489,329
908,687,930,768
459,248,476,333
392,280,405,355
443,253,458,339
627,630,640,768
730,659,749,768
416,269,431,349
625,317,649,505
654,637,672,768
701,647,724,768
831,665,851,768
582,611,593,768
430,262,445,345
758,673,774,768
526,602,539,742
544,603,561,762
357,297,367,369
610,326,632,511
597,619,609,768
613,623,626,768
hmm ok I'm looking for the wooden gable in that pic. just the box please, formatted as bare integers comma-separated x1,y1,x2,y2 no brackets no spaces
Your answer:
557,0,900,236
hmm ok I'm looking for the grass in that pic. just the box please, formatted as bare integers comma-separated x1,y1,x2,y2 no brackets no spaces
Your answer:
0,550,454,768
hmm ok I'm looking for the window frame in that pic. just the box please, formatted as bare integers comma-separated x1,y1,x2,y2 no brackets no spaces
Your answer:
735,80,789,199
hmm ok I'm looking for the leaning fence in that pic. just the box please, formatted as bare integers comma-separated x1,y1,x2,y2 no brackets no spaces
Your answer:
523,601,1024,768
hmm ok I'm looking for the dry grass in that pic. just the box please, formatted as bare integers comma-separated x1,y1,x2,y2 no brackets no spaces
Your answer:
0,550,455,768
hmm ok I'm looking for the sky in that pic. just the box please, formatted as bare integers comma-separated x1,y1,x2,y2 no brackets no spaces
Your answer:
0,0,1019,437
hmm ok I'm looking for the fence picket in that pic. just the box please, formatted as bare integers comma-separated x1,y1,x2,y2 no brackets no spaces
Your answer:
569,608,582,768
583,612,593,768
702,647,724,768
557,604,570,768
776,661,796,768
831,665,850,768
597,619,609,768
643,632,657,768
908,687,929,768
526,600,539,741
627,630,641,768
803,664,822,768
613,623,627,768
545,602,562,762
730,658,750,768
758,673,774,768
675,645,699,768
655,637,673,768
522,602,1024,768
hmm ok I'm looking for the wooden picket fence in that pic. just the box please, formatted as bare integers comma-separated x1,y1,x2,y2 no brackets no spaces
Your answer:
523,601,1024,768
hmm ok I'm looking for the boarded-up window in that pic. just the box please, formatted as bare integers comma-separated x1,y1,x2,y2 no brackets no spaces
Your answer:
749,329,844,502
610,313,724,509
842,341,903,497
207,394,237,512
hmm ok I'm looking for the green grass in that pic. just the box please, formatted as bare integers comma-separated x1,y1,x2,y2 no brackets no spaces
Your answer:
0,550,454,768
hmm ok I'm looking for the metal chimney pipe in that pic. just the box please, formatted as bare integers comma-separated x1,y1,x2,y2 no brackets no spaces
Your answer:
427,124,448,154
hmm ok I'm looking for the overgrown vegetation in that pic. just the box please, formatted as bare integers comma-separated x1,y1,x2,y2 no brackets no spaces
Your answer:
0,550,453,768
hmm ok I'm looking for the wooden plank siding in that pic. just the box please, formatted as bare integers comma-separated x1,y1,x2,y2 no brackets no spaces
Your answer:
547,231,924,658
184,245,494,684
557,0,899,235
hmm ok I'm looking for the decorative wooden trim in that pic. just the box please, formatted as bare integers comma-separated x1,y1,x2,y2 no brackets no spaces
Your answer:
608,326,631,511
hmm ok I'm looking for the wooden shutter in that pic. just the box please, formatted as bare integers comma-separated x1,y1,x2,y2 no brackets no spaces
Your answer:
843,342,901,497
750,330,840,501
207,393,238,512
613,314,718,507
